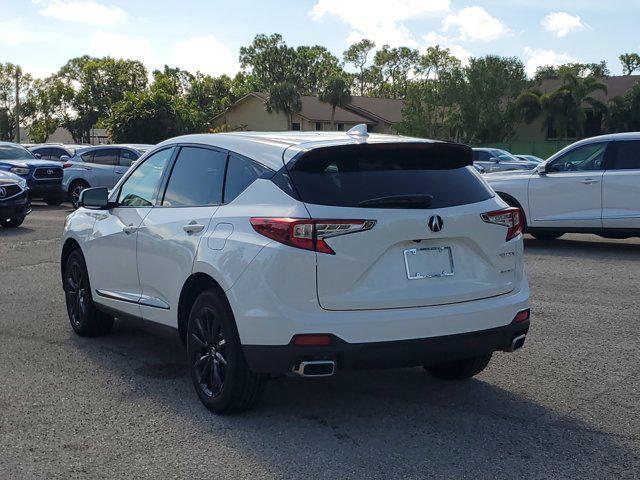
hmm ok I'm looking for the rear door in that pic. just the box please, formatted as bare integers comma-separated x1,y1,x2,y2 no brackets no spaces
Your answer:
602,140,640,229
115,149,139,185
137,146,226,326
287,143,519,311
528,142,608,229
84,149,118,187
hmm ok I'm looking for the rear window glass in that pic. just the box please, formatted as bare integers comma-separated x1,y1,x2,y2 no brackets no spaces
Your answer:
287,143,493,209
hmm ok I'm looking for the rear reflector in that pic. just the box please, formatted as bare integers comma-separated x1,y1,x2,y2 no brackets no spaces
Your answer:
514,309,530,323
250,218,375,254
293,334,331,346
481,207,523,241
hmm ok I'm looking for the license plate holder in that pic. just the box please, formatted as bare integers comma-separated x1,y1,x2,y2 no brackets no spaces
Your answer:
404,246,454,280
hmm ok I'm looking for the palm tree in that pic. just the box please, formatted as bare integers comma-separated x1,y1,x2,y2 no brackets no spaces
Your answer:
319,75,352,130
517,73,608,139
265,82,301,130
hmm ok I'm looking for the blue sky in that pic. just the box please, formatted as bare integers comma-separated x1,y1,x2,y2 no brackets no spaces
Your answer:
2,0,639,79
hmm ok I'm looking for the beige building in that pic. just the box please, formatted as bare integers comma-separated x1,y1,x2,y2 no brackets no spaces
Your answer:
19,126,110,145
213,92,404,134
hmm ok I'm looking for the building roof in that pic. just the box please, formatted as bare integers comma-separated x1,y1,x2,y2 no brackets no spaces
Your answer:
537,75,640,102
346,96,405,124
156,131,435,170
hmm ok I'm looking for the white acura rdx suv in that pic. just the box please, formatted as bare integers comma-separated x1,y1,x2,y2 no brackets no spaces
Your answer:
61,127,530,414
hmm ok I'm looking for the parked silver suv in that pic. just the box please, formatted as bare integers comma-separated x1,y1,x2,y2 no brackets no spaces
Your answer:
473,148,538,173
63,144,152,208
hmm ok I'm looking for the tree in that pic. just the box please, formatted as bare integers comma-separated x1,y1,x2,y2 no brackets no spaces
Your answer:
517,73,608,139
22,76,73,143
372,45,420,98
239,34,298,90
294,45,343,95
319,76,352,130
417,45,461,80
607,83,640,132
0,63,33,141
57,56,148,142
458,55,528,143
106,89,198,144
620,53,640,76
264,82,301,130
533,61,609,82
343,39,375,95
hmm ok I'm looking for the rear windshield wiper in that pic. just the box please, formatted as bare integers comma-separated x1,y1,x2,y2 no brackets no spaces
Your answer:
358,194,434,208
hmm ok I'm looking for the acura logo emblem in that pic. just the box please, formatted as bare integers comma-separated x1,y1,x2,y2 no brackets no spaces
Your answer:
0,187,5,198
428,215,444,232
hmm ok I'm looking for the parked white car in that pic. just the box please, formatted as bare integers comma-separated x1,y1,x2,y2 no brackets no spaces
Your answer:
485,132,640,240
61,128,531,414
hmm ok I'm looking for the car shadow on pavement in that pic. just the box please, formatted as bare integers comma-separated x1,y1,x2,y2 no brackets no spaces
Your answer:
524,236,640,260
72,316,638,479
0,226,35,237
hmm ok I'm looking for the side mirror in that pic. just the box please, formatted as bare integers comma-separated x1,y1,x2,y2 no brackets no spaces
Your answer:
535,163,548,174
34,153,42,159
79,187,110,209
60,155,70,162
490,157,500,163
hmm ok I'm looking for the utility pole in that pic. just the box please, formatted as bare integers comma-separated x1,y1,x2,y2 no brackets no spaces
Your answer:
14,67,21,143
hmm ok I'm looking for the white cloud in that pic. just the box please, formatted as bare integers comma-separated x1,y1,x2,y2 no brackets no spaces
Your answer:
310,0,450,47
171,35,240,77
37,0,127,26
541,11,586,38
442,6,511,42
523,47,578,77
0,18,52,46
88,31,155,63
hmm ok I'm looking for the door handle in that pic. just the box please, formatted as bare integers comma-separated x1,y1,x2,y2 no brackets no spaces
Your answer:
123,224,138,235
84,166,92,171
183,222,205,234
581,178,599,185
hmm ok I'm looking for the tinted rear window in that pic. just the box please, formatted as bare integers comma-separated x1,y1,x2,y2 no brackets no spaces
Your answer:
287,143,493,209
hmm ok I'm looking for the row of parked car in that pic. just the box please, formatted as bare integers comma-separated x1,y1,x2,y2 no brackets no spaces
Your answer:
0,142,151,228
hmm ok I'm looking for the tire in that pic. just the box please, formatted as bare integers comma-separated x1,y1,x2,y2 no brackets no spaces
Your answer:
69,180,90,209
63,249,114,337
1,216,25,228
425,353,492,380
45,198,63,206
530,232,563,241
186,289,267,414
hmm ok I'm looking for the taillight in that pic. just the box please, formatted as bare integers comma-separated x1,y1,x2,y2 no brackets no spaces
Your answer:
62,162,72,169
481,207,523,242
250,218,375,255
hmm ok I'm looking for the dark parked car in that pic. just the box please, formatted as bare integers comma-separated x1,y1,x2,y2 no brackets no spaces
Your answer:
0,169,30,228
0,142,65,205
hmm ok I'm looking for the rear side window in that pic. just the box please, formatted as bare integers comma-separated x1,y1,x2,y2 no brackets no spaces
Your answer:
607,141,640,170
119,149,139,167
49,148,68,160
162,147,226,207
224,154,271,203
286,143,492,209
87,149,118,165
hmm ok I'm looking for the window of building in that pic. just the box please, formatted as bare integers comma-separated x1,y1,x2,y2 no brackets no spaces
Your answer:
291,123,301,131
315,122,322,131
337,123,345,131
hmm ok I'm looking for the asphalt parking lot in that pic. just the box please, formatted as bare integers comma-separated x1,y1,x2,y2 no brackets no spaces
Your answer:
1,204,639,479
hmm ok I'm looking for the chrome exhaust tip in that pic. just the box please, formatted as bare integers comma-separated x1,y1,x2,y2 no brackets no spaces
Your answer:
293,360,335,377
508,334,527,352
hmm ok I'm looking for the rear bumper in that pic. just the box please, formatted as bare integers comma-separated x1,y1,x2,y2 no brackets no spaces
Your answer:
243,317,530,375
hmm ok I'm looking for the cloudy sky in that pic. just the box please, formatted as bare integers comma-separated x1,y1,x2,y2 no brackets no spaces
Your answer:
2,0,639,79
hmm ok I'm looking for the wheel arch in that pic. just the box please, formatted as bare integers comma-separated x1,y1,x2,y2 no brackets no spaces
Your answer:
60,237,82,284
177,272,231,345
496,191,528,227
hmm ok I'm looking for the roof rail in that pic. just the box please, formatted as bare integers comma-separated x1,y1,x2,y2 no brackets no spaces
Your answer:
346,124,369,140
